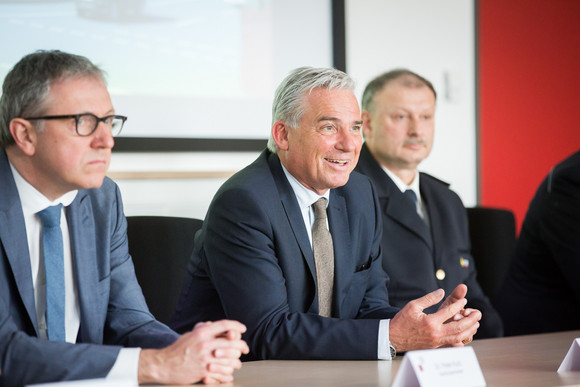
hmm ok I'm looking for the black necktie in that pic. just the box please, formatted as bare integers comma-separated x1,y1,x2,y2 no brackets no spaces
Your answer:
404,189,417,207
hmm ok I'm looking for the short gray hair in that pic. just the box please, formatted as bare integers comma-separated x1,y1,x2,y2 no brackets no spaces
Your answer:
361,68,436,114
0,50,106,148
267,67,355,152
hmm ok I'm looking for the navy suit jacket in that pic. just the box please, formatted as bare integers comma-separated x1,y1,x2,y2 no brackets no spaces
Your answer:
355,144,502,338
495,150,580,336
0,149,178,386
171,150,400,360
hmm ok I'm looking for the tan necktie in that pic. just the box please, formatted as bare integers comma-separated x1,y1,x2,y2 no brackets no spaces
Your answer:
312,198,334,317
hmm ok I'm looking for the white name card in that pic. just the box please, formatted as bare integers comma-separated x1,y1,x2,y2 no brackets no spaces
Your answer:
392,346,486,387
28,378,136,387
558,338,580,372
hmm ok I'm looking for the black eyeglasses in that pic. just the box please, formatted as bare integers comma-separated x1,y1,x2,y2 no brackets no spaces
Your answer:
24,113,127,137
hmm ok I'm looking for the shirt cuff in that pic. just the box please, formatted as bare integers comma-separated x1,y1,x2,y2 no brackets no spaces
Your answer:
377,319,392,360
106,347,141,384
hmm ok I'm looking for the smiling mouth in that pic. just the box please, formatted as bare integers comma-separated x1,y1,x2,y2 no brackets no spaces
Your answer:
325,158,348,166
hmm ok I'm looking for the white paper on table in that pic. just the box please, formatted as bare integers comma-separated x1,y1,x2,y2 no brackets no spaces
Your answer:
28,378,136,387
392,346,486,387
558,338,580,372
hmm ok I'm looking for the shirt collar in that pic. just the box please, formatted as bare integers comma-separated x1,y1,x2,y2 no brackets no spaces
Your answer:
281,163,330,209
9,161,78,217
381,165,421,198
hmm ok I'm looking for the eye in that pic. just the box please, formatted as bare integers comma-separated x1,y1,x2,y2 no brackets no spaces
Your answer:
103,116,114,125
321,125,336,133
351,125,362,132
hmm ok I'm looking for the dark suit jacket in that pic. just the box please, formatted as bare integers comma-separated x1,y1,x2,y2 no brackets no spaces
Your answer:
495,150,580,336
0,149,178,387
355,144,503,338
171,150,400,360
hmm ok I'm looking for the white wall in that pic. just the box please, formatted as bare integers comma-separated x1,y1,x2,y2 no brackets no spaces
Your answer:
346,0,476,206
112,0,477,219
110,152,260,219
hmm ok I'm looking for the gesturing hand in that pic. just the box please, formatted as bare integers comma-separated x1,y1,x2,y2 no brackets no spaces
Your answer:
389,285,481,352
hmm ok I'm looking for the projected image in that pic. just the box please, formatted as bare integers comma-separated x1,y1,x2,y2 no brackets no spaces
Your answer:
75,0,146,20
0,0,332,139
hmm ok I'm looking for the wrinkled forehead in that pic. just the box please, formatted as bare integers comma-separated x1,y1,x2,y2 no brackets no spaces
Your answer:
41,76,111,112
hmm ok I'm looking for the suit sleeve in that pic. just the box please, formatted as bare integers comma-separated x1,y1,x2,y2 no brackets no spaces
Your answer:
201,186,389,360
101,182,179,348
0,288,121,386
452,194,503,338
355,179,401,320
0,182,178,387
539,166,580,301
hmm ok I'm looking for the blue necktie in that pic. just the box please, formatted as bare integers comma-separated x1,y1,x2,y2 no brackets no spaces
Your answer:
38,204,65,342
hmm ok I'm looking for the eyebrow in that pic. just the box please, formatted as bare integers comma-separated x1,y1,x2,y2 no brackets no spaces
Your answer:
318,116,363,126
77,108,116,116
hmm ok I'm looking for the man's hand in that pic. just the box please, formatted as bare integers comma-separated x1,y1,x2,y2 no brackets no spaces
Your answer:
389,285,481,352
138,319,249,385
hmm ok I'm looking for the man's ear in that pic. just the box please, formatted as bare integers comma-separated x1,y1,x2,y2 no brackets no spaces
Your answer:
9,118,37,156
271,120,290,151
361,110,373,140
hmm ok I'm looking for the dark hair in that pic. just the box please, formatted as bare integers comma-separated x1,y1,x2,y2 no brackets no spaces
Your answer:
0,50,106,148
361,68,436,113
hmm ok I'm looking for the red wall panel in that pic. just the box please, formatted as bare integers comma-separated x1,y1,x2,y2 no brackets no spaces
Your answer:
478,0,580,231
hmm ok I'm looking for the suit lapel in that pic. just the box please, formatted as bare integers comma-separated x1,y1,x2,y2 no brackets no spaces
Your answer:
358,146,433,250
327,190,351,316
267,152,317,279
0,150,39,334
66,191,99,344
419,176,443,260
383,190,433,250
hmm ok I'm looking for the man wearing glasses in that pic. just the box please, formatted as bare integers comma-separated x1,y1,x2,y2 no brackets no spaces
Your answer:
0,50,248,386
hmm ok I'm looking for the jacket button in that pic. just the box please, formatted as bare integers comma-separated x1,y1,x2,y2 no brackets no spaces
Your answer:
436,269,446,280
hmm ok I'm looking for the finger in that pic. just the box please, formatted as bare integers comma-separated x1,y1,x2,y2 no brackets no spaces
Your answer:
203,372,234,384
450,310,481,332
208,361,237,375
432,296,468,324
439,284,468,312
412,288,445,312
199,320,247,337
224,329,242,341
204,362,237,384
209,338,250,355
441,317,481,346
194,321,209,330
201,376,218,385
210,355,243,370
193,320,246,337
449,284,468,301
214,348,243,360
450,307,478,322
464,309,481,322
459,322,480,345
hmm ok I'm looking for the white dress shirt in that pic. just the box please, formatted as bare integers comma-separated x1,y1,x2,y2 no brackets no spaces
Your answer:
281,164,392,360
9,163,140,381
382,167,430,226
